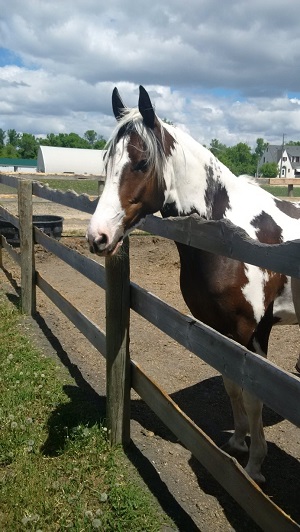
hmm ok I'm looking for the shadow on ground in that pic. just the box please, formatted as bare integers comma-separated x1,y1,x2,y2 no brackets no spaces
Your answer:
4,283,300,531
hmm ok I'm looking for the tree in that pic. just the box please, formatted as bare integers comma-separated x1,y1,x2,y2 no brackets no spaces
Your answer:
227,143,257,176
209,138,227,157
94,136,106,150
38,131,106,150
259,162,278,177
84,130,98,146
254,138,268,158
38,133,59,146
38,132,91,149
1,144,18,158
0,128,6,147
18,133,39,158
7,129,20,146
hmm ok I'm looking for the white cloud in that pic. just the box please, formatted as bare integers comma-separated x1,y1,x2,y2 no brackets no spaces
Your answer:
0,0,300,147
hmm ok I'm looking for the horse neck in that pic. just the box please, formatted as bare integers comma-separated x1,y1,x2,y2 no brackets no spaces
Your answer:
163,126,235,218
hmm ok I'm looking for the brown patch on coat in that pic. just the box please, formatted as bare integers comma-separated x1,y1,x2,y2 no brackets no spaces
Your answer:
250,210,288,336
119,131,166,231
275,198,300,219
176,244,258,346
154,118,177,158
204,165,231,220
250,211,283,244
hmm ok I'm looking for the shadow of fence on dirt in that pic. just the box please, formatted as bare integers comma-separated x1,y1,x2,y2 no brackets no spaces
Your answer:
5,283,299,531
129,376,300,530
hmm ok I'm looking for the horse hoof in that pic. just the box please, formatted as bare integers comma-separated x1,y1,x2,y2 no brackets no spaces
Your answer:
295,363,300,373
245,468,266,485
221,439,248,455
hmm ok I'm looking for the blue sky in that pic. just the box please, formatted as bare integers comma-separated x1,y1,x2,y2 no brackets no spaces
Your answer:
1,0,300,147
0,48,22,67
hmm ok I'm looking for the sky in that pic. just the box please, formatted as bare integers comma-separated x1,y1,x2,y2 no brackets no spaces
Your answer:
1,0,300,148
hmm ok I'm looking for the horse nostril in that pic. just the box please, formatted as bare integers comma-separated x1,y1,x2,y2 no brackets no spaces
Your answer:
98,233,108,245
91,233,108,254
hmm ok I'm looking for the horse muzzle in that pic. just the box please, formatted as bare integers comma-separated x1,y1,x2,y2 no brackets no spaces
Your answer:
87,232,123,257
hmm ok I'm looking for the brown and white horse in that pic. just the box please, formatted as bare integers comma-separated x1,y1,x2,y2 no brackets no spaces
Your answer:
87,85,300,483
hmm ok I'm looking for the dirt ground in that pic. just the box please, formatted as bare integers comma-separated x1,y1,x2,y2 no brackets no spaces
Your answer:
0,197,300,531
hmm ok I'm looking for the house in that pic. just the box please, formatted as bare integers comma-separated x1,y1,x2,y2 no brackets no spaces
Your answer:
37,146,106,174
0,157,37,173
258,145,300,177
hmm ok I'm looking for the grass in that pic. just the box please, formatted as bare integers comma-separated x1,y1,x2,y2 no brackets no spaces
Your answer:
42,179,99,196
261,185,300,197
0,294,171,531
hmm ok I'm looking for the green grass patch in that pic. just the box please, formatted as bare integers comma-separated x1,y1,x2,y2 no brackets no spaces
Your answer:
0,294,171,531
43,179,99,196
261,185,300,197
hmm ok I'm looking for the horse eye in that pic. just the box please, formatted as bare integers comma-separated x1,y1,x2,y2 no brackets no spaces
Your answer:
133,159,148,172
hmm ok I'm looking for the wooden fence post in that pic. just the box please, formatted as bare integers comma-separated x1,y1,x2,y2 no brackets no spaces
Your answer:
105,237,131,445
18,179,36,314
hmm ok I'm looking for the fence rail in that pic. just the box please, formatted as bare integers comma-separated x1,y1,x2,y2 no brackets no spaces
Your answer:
0,173,300,531
268,177,300,197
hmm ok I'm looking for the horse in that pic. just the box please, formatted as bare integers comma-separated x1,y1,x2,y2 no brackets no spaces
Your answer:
87,85,300,484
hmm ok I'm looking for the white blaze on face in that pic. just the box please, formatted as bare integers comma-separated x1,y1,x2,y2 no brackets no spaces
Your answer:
87,143,129,249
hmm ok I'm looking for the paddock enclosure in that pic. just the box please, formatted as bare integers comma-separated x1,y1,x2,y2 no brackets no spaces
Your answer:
0,173,300,531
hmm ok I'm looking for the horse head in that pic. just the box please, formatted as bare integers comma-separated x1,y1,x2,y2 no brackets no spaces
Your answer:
87,86,175,256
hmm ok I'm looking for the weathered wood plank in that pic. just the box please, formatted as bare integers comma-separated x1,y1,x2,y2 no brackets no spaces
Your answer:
18,180,36,314
0,173,19,189
130,282,300,426
0,235,21,265
32,181,98,214
105,237,131,445
0,172,105,183
0,205,20,228
131,361,300,531
269,178,300,185
142,214,300,278
34,228,106,289
36,272,106,356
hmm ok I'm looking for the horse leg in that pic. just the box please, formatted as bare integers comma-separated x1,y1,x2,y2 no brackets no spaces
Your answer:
223,374,267,484
222,376,249,453
242,390,267,484
241,307,274,484
223,306,274,483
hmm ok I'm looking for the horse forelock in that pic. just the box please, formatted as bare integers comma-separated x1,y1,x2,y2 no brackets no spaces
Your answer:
105,107,171,185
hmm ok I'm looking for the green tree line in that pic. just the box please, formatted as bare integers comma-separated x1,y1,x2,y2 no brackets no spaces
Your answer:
1,127,300,177
208,138,300,177
0,129,107,159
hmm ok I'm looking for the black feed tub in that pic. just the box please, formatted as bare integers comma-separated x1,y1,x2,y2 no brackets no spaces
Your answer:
0,215,64,246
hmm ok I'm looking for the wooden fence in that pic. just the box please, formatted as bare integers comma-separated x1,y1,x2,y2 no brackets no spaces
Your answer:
1,173,300,531
256,177,300,197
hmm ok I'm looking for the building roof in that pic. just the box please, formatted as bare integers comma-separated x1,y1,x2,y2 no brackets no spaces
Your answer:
37,145,106,174
259,144,300,168
0,157,37,167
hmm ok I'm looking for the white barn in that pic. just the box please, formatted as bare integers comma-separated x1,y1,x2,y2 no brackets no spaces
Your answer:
37,145,106,175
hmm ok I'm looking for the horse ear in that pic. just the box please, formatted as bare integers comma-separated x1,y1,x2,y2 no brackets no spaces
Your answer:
138,85,155,129
112,87,126,121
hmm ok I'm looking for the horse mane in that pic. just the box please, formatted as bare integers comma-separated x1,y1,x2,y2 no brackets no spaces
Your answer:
105,108,167,181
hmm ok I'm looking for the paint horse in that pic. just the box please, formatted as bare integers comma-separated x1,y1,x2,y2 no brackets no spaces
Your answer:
87,85,300,483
